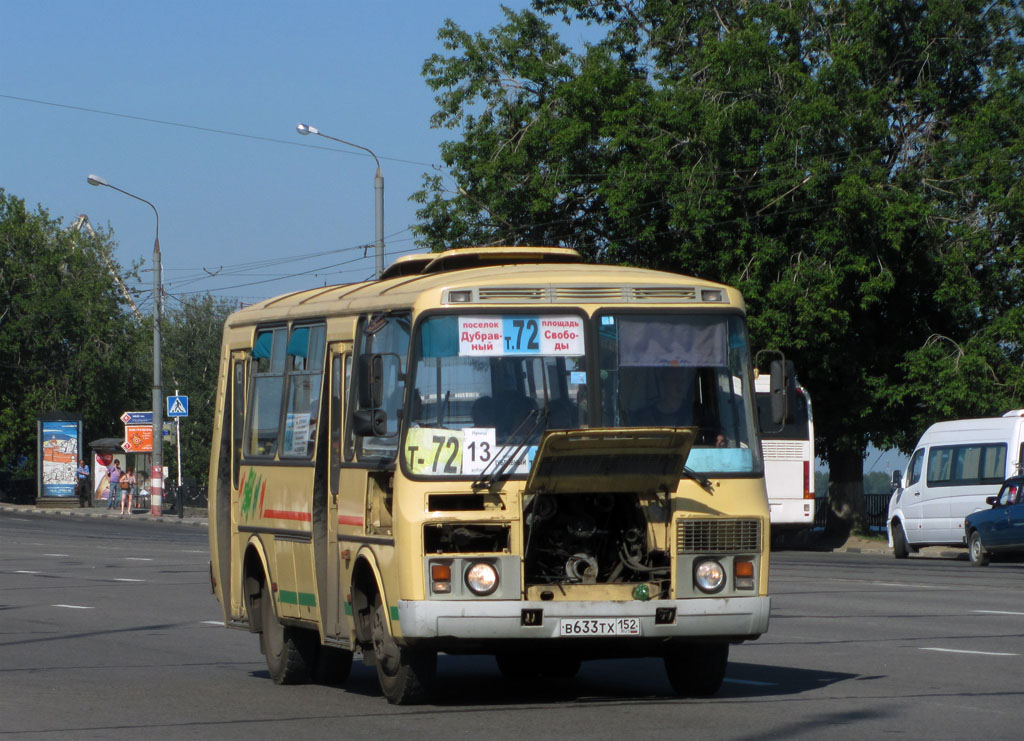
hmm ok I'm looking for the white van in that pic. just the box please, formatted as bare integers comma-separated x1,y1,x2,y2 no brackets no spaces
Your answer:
888,410,1024,558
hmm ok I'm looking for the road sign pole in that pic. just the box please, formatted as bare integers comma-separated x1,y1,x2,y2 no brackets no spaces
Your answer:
176,389,183,519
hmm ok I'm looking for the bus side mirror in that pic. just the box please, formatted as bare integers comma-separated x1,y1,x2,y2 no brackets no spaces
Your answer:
769,359,787,426
358,354,384,409
353,408,387,436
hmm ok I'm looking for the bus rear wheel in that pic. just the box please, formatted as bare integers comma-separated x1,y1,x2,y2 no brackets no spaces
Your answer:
664,643,729,697
259,588,315,685
370,594,436,704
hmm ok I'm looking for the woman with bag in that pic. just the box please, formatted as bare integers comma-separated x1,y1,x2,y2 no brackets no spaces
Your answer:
120,468,136,517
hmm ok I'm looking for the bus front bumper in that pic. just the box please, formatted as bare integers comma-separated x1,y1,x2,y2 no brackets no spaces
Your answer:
398,595,770,640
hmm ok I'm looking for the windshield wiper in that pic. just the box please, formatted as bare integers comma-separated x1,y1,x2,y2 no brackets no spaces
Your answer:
472,406,549,493
682,466,714,493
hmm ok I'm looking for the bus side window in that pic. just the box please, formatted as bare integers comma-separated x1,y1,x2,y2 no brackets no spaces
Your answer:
281,324,326,459
231,359,245,487
330,353,349,495
247,327,287,457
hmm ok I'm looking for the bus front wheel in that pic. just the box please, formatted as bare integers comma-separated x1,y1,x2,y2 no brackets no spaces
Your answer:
370,594,436,704
259,587,315,685
664,643,729,697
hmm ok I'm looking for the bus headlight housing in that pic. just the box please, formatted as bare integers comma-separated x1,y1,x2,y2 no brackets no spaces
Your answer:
464,561,499,596
694,559,726,593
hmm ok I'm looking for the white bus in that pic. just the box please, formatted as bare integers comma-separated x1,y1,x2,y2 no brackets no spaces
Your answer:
755,372,815,530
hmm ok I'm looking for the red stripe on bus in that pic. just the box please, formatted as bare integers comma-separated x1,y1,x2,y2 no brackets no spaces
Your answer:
338,515,364,526
263,509,312,522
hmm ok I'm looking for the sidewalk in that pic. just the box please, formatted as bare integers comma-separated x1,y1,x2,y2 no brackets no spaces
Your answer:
0,500,208,527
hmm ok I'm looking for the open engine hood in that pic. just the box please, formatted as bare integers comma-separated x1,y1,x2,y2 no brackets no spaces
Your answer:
523,427,696,496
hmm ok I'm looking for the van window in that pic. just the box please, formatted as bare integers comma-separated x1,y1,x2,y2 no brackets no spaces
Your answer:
926,444,1006,487
906,449,924,486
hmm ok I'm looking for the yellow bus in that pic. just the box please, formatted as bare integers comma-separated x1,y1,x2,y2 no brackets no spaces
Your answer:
208,246,774,704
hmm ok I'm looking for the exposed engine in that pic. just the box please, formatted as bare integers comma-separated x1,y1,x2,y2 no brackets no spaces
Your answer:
523,492,667,584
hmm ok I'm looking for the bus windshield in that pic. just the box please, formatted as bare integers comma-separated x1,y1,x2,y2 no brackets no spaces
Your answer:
598,312,761,475
405,311,761,478
405,314,588,478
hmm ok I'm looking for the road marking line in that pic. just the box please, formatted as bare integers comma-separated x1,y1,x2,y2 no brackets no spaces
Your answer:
920,647,1018,656
873,582,944,589
43,553,69,557
15,570,40,574
114,578,145,582
974,610,1024,616
201,620,224,626
125,557,153,561
53,604,93,610
724,678,777,686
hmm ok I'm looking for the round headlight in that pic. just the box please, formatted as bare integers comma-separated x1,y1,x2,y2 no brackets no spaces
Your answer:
464,561,499,596
694,559,726,593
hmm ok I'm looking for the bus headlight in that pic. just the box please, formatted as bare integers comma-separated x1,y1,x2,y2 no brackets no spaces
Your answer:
464,561,499,596
694,559,726,593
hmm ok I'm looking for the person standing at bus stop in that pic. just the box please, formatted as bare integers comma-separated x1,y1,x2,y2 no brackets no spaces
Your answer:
106,460,122,510
120,468,136,517
75,458,91,507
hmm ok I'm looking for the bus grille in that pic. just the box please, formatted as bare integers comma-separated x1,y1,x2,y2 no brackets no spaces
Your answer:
676,519,761,554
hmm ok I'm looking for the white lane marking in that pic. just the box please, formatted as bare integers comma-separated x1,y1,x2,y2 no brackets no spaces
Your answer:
201,620,225,626
974,610,1024,616
42,553,69,557
125,557,153,561
53,604,93,610
183,550,206,553
114,578,145,582
724,678,777,686
920,647,1018,656
15,570,40,574
872,582,945,589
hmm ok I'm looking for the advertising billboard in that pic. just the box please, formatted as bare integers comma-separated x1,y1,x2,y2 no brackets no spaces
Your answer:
37,414,83,499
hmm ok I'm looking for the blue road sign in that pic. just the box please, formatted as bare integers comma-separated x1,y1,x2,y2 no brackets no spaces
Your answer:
166,395,189,418
121,411,153,425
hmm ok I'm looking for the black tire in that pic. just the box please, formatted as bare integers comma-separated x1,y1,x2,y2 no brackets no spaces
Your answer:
968,530,991,567
664,643,729,697
371,593,436,704
312,645,354,685
892,520,910,559
259,588,315,685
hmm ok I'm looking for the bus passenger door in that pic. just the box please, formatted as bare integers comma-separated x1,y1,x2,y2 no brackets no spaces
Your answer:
226,350,248,621
326,344,358,639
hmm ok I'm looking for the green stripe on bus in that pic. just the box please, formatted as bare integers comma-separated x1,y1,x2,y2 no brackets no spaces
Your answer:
390,605,399,621
278,590,317,607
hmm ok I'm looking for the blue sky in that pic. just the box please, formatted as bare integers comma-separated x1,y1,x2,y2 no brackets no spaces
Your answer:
1,1,567,306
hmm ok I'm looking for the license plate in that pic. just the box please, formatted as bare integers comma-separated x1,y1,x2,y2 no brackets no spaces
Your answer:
559,617,641,637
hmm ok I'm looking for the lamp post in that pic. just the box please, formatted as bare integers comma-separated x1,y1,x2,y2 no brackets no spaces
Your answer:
87,174,163,516
296,123,384,278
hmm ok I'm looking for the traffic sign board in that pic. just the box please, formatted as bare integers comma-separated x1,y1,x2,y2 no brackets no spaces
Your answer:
167,395,189,418
121,410,153,425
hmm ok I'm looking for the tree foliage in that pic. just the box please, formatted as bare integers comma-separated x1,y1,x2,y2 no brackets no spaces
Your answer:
415,1,1024,531
161,293,236,486
0,189,149,478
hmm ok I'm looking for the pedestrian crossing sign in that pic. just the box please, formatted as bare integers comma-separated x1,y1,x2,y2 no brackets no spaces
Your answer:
167,395,189,418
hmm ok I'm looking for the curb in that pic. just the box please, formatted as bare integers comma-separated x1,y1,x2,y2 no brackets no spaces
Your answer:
0,502,208,527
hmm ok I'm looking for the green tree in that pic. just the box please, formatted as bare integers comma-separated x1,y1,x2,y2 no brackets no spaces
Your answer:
0,190,149,481
415,1,1024,535
161,293,236,487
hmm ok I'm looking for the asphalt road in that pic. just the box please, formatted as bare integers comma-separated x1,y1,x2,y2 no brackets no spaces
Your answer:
2,510,1023,740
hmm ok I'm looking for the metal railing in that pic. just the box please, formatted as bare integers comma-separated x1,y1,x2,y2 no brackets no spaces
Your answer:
162,482,208,513
814,492,891,529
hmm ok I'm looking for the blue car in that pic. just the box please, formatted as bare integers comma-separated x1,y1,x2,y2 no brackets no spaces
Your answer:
964,477,1024,566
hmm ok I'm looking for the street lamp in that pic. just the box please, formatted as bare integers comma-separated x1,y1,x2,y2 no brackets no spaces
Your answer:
296,123,385,278
87,174,164,517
